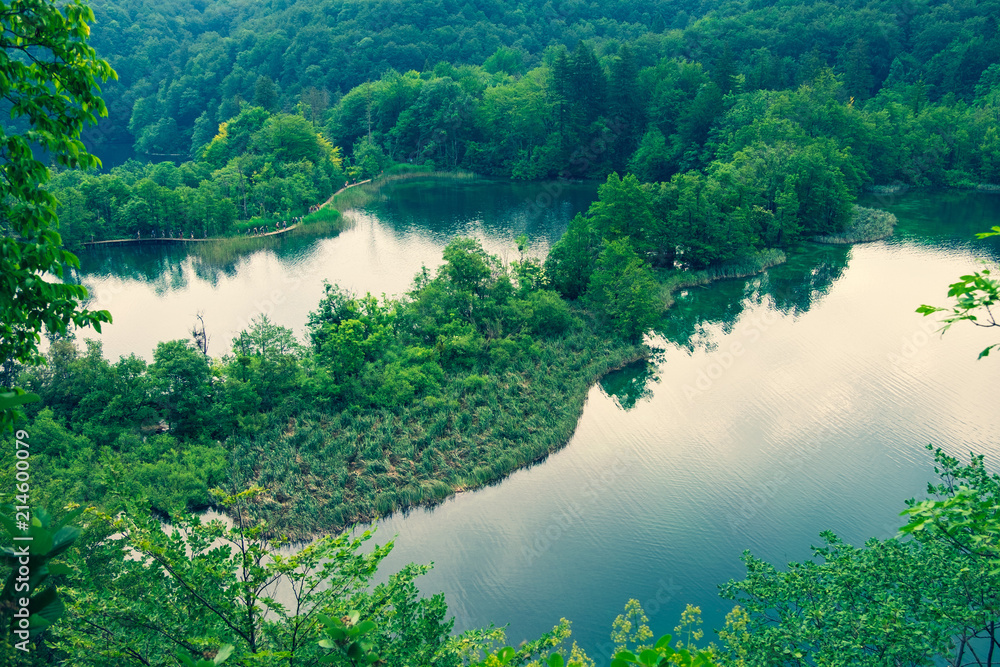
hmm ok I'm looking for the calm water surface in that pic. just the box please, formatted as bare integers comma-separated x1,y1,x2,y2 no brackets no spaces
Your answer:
75,184,1000,658
74,178,594,360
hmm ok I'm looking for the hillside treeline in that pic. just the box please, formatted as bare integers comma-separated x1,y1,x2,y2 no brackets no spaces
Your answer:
84,0,999,162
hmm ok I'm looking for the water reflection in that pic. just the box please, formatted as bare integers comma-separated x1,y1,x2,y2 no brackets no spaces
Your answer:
598,360,660,410
68,185,1000,659
765,243,851,317
660,243,853,354
71,179,600,360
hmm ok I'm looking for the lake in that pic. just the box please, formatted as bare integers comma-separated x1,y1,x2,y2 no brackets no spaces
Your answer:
74,181,1000,659
74,178,596,361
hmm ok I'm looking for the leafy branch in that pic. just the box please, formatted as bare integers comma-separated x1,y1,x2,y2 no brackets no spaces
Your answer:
917,227,1000,359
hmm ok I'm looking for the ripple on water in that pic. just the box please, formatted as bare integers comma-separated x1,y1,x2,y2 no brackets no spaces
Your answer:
79,187,1000,657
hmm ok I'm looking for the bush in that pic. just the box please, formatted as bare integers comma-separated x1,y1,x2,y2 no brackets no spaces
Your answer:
525,290,575,337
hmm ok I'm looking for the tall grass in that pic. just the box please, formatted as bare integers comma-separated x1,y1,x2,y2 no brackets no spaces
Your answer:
221,310,646,539
319,169,479,214
296,207,354,239
658,248,788,308
192,234,278,263
814,205,897,244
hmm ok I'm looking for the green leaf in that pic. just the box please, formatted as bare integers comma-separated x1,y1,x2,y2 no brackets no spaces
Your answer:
28,588,65,635
46,562,72,576
639,649,661,665
213,645,234,665
0,391,40,409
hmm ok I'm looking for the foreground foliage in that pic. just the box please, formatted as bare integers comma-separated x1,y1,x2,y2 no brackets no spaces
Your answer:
717,448,1000,667
918,226,1000,359
0,0,113,402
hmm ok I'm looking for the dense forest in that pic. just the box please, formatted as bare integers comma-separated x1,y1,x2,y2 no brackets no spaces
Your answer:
4,0,1000,665
55,0,1000,257
82,0,999,160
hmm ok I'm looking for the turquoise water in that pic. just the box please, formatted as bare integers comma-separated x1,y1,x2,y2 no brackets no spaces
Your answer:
75,184,1000,658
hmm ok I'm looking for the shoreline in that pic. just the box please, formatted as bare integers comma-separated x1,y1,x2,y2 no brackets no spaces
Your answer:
79,169,480,250
272,346,651,542
61,179,894,541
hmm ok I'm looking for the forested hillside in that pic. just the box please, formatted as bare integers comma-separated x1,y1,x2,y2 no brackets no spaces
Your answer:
5,0,1000,664
86,0,999,159
55,4,1000,255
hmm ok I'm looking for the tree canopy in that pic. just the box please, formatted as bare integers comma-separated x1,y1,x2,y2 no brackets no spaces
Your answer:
0,0,114,429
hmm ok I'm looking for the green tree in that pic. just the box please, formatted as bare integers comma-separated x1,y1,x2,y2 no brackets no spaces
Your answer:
545,214,598,300
151,340,214,438
352,136,387,179
585,239,660,342
713,42,738,95
0,0,114,412
54,489,462,666
482,46,526,76
253,75,279,112
844,39,875,100
629,128,673,183
587,173,656,254
190,109,217,157
570,41,607,126
0,5,113,650
550,48,575,140
608,45,646,172
720,450,1000,667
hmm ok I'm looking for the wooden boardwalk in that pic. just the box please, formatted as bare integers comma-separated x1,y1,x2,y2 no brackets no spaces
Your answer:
82,225,300,247
81,178,374,248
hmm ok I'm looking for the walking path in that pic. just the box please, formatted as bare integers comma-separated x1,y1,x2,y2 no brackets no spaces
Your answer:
315,178,372,211
82,178,374,248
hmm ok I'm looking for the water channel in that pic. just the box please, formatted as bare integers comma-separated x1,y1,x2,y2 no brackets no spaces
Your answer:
74,180,1000,658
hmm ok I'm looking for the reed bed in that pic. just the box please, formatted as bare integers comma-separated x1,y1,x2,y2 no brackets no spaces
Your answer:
814,205,897,244
191,234,278,263
658,248,788,308
229,318,645,539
